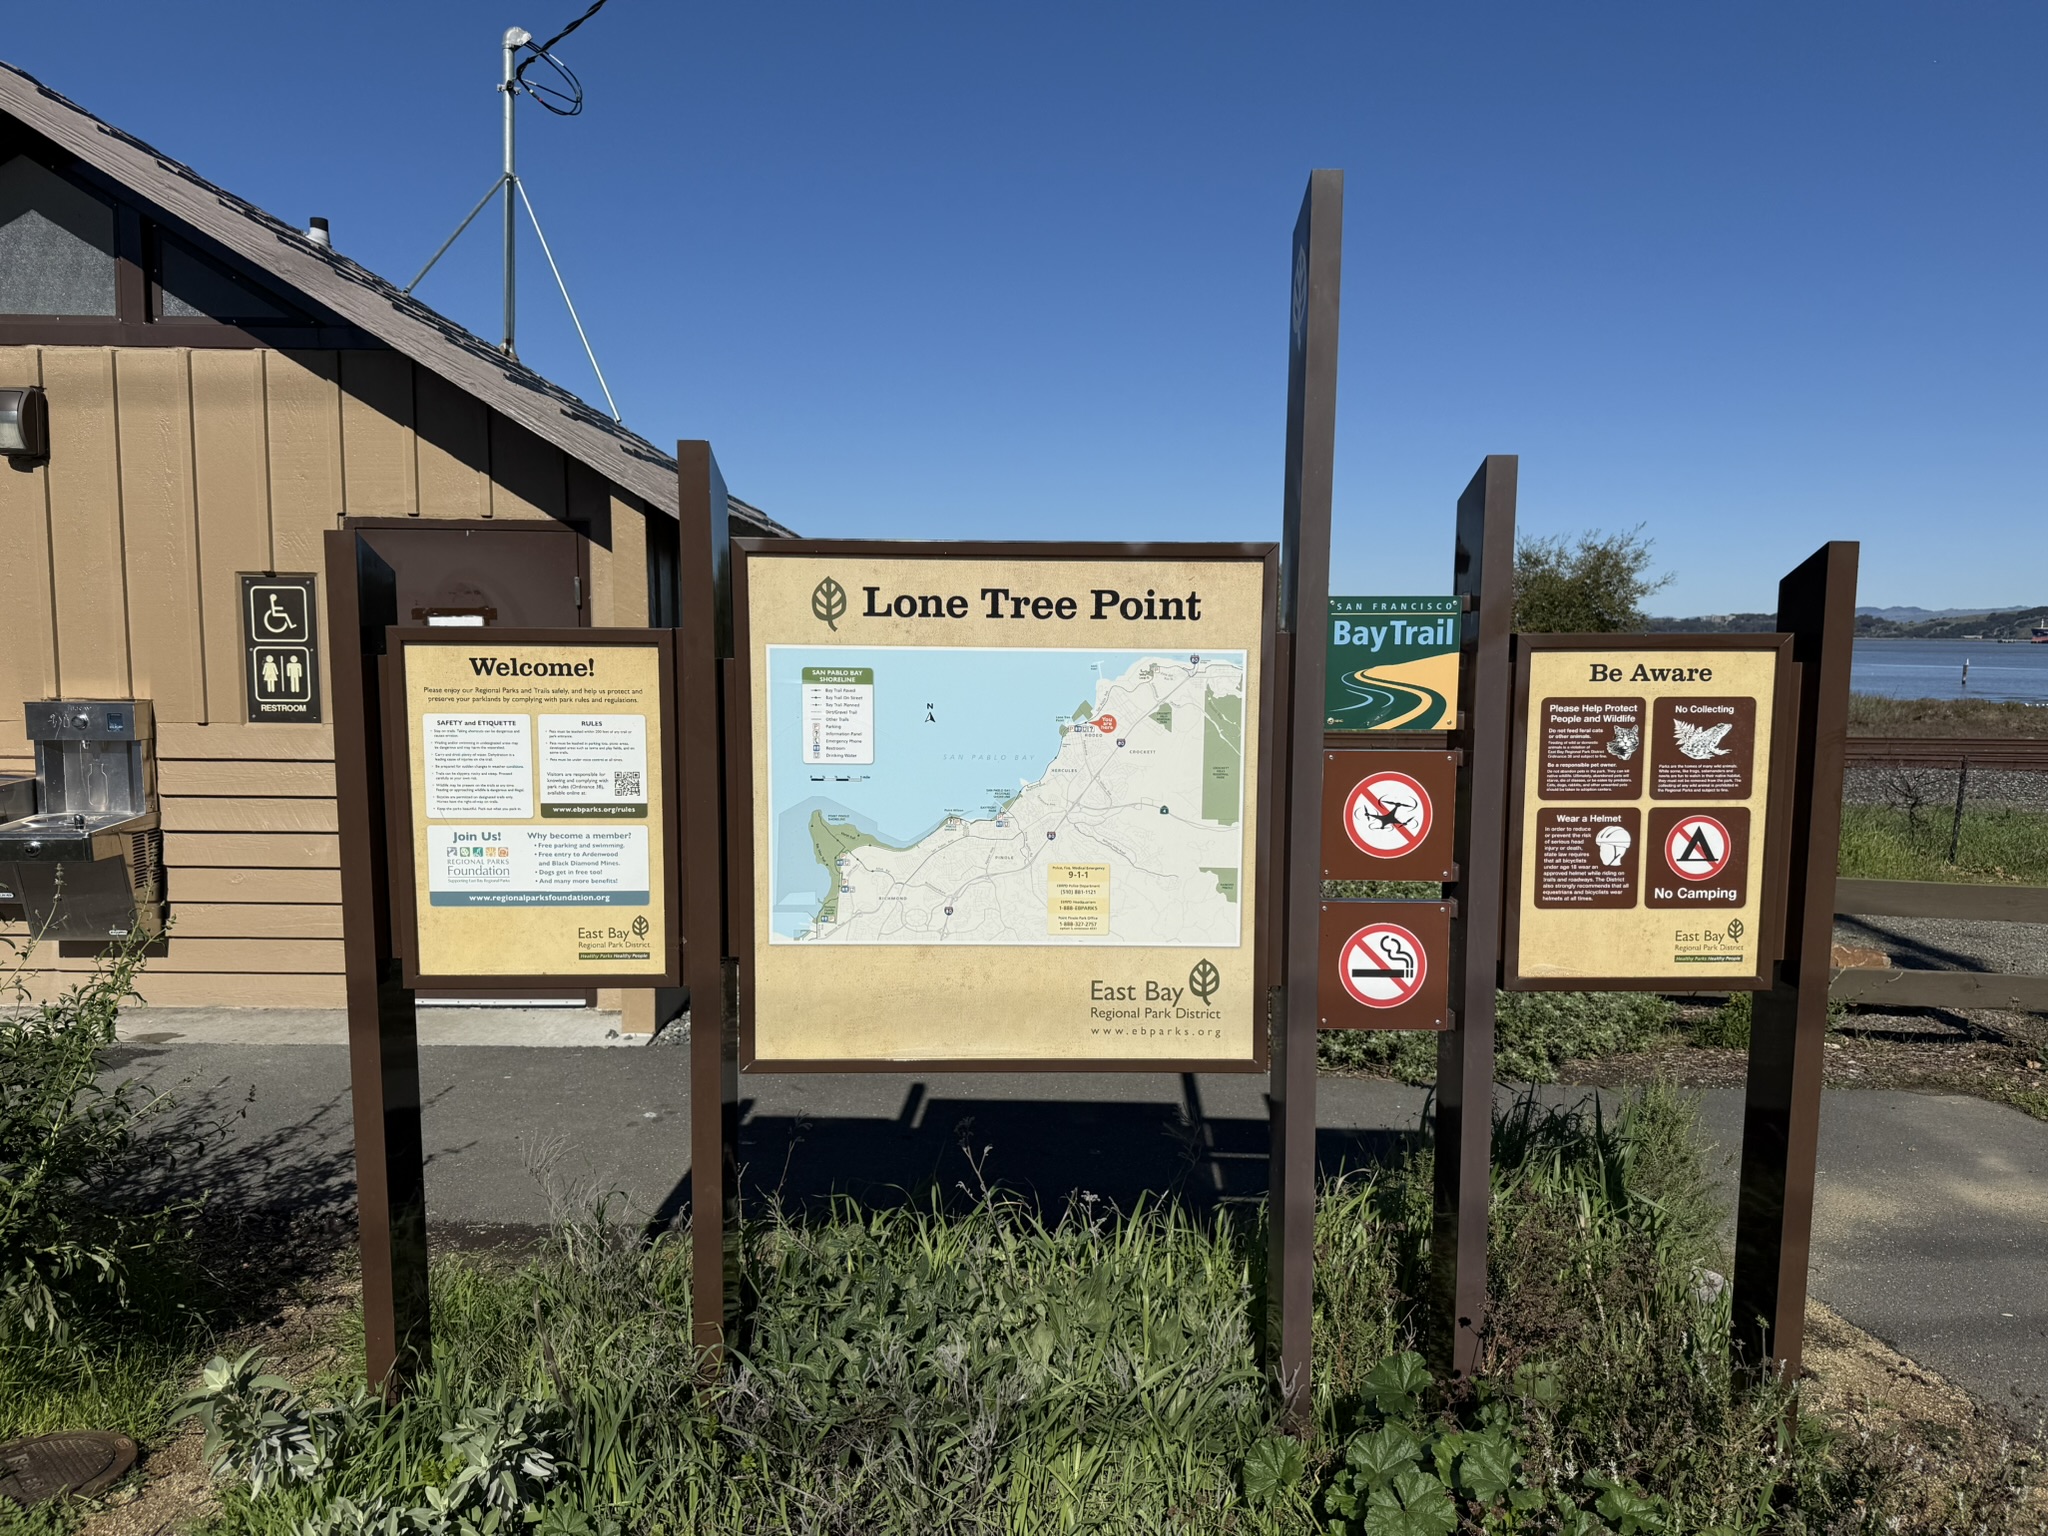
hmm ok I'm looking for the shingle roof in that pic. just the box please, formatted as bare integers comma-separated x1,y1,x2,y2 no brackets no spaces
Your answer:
0,57,789,538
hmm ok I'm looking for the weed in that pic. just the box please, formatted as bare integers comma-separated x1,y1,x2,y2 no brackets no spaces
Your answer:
173,1079,2036,1534
1695,990,1752,1050
1838,802,2048,884
0,929,223,1444
1847,692,2048,738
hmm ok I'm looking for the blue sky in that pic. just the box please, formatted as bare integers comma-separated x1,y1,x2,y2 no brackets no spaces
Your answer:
9,4,2044,614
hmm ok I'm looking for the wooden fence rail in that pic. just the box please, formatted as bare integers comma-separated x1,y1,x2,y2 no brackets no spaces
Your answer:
1831,876,2048,1013
1844,736,2048,769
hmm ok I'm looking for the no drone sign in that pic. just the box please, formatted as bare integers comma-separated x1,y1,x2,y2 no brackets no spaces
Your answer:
1319,751,1457,882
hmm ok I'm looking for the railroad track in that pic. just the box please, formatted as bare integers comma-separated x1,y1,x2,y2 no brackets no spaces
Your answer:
1845,735,2048,768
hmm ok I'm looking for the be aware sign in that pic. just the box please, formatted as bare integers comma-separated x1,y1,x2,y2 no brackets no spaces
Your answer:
1505,636,1792,991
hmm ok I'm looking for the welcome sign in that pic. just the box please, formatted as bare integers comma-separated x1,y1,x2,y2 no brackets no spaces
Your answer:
390,630,679,988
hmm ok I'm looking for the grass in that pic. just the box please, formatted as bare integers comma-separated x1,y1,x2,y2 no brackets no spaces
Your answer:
1847,691,2048,738
1320,990,1673,1084
137,1082,2029,1536
1837,802,2048,884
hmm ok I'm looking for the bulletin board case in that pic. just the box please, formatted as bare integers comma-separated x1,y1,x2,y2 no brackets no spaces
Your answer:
386,627,681,990
1503,632,1797,994
727,538,1281,1074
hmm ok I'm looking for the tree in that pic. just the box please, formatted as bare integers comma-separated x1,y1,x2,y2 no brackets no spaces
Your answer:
1512,525,1671,634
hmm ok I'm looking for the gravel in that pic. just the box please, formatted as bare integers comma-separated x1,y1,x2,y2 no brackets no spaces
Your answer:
1843,762,2048,813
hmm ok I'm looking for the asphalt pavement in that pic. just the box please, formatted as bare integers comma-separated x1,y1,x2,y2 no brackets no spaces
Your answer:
103,1011,2048,1424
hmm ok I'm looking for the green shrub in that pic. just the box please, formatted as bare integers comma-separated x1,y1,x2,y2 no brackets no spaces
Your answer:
1694,990,1752,1049
1494,990,1672,1080
0,930,198,1341
0,929,217,1445
1320,991,1674,1084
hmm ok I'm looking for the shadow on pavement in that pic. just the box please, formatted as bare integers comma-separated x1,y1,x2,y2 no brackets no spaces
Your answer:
647,1075,1425,1233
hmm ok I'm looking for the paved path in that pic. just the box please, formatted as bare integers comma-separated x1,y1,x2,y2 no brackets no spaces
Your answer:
105,1013,2048,1422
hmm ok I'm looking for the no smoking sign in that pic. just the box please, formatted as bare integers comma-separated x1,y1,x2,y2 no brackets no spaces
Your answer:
1317,901,1451,1031
1321,750,1457,881
1339,922,1427,1008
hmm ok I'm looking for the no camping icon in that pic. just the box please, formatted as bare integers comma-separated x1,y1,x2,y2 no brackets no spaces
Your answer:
1342,771,1432,859
1663,813,1732,882
1337,922,1427,1009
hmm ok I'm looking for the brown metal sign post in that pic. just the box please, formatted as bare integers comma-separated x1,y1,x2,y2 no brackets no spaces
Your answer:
1734,541,1858,1373
325,528,429,1395
675,442,742,1367
1269,168,1342,1424
1433,458,1516,1380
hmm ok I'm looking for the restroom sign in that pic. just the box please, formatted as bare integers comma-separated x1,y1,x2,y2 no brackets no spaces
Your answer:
241,574,322,722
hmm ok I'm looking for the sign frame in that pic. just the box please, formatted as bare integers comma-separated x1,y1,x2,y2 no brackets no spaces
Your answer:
385,626,681,991
728,537,1281,1075
1502,632,1798,993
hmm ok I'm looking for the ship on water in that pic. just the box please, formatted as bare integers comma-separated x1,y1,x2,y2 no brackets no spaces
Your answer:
2034,622,2048,643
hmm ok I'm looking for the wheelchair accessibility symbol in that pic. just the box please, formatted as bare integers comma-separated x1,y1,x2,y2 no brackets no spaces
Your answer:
247,582,310,642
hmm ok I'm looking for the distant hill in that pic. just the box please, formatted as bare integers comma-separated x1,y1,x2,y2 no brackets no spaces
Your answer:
1856,604,2048,640
1853,604,2020,622
1646,604,2048,639
1643,613,1777,634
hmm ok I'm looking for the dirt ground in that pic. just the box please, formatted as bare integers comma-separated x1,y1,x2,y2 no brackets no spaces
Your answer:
1563,1002,2048,1121
1802,1299,2046,1526
74,1258,360,1536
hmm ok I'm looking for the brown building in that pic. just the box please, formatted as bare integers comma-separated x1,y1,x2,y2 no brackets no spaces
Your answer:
0,59,784,1027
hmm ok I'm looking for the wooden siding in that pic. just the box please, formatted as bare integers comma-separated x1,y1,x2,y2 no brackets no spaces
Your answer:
2,346,661,1010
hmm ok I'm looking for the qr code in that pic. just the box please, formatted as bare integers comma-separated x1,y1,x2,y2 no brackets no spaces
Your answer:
613,770,642,797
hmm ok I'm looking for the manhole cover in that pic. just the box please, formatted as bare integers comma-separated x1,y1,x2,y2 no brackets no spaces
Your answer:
0,1432,138,1505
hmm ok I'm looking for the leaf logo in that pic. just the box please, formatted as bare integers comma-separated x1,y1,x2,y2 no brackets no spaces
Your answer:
631,915,649,940
812,577,848,631
1725,918,1744,940
1188,958,1220,1005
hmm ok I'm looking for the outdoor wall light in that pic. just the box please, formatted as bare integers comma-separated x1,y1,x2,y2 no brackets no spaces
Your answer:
0,387,49,462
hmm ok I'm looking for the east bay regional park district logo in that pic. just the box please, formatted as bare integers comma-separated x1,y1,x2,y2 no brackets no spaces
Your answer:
812,577,848,631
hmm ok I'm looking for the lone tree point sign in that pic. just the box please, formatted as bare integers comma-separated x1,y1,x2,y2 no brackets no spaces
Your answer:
735,544,1276,1070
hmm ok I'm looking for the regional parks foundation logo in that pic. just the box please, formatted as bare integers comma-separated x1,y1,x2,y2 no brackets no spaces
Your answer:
812,577,847,631
1189,959,1220,1004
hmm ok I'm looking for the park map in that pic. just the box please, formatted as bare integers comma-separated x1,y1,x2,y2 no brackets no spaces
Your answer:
767,647,1247,948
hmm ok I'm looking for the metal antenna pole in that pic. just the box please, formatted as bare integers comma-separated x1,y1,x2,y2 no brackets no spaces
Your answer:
403,176,506,296
516,178,622,421
501,26,530,356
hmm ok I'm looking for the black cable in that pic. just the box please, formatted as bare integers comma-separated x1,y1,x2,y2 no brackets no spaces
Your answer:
513,0,612,112
517,48,585,116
